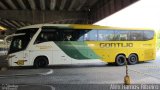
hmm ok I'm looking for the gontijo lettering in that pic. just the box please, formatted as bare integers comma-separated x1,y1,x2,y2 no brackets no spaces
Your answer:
100,43,133,48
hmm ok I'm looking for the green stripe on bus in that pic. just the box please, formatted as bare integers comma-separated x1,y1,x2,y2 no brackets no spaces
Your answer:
55,41,101,59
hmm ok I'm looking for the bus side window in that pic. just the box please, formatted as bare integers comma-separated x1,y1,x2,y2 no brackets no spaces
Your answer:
84,34,89,41
114,30,130,41
98,30,114,41
37,34,44,43
77,30,85,41
143,31,154,40
35,32,49,44
64,34,72,41
88,30,97,41
130,31,143,41
40,33,46,40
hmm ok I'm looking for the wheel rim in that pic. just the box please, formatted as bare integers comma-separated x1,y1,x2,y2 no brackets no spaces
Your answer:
118,57,125,63
130,56,136,62
129,54,138,64
117,56,125,65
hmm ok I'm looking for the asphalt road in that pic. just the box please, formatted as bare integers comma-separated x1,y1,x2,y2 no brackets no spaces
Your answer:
0,51,160,90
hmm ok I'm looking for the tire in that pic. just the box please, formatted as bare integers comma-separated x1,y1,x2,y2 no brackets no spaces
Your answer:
34,56,48,68
128,54,138,65
115,55,126,66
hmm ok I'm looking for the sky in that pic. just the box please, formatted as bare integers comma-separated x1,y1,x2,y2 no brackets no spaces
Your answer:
94,0,160,31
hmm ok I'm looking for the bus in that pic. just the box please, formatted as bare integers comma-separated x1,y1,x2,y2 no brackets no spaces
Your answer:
6,24,156,67
0,40,8,56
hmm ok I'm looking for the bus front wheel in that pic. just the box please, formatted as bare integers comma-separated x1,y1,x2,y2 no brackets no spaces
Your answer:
128,54,138,65
115,55,126,66
34,56,48,68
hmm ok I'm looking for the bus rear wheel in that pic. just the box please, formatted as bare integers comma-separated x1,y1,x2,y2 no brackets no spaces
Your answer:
115,55,126,66
34,56,48,68
128,54,138,65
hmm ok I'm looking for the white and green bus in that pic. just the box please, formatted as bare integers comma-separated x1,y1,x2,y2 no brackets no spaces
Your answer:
6,24,156,67
0,40,8,56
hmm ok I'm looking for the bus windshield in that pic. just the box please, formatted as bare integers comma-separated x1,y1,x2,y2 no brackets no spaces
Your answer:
9,28,38,54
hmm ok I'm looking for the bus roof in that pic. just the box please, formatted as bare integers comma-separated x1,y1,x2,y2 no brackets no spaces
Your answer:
19,24,153,30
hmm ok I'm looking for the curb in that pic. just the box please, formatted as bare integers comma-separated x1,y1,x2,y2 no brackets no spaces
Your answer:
0,69,53,78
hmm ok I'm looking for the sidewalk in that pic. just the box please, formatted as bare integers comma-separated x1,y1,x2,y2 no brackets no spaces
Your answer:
0,69,53,78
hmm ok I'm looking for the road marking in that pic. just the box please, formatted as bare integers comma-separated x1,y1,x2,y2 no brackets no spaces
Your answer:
0,69,53,78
